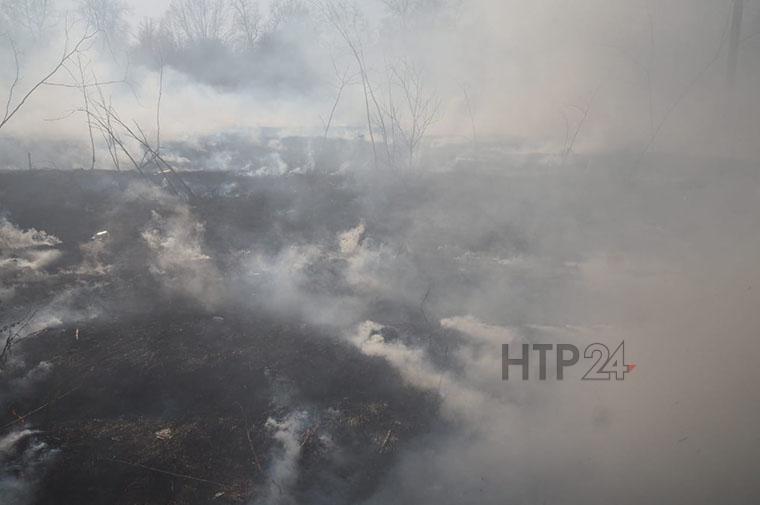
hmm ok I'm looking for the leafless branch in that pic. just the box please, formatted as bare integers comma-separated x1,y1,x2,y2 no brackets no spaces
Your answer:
3,37,21,123
319,1,380,167
323,56,358,139
156,60,164,155
104,458,229,488
460,83,477,146
639,6,732,160
231,0,261,51
76,53,97,170
561,86,600,166
0,27,97,131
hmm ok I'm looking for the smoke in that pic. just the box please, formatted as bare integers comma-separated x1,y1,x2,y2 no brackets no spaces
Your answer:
1,1,759,504
212,161,758,505
253,411,309,505
0,430,58,505
1,0,758,165
141,204,226,306
0,218,62,299
0,217,100,338
3,158,758,503
0,219,60,251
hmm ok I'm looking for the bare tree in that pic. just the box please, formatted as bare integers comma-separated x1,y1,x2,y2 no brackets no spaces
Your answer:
267,0,307,32
230,0,261,51
319,0,387,167
319,1,442,168
380,0,448,29
93,84,120,172
560,86,599,166
2,36,20,125
382,60,440,167
1,26,96,131
460,82,477,146
77,0,129,56
155,60,163,155
27,28,131,170
0,308,37,366
638,8,734,162
165,0,229,46
75,53,97,170
380,0,414,19
77,80,195,199
136,17,171,56
322,56,358,139
602,9,656,142
1,0,52,39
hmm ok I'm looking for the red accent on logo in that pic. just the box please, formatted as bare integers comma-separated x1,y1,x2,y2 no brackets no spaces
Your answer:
626,363,637,372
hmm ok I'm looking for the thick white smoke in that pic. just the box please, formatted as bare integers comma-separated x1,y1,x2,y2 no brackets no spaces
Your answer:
253,411,309,505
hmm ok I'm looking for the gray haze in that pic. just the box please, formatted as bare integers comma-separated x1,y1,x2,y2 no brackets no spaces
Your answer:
1,1,759,505
0,1,758,159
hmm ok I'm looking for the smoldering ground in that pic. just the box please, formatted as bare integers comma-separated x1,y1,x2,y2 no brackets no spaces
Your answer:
1,0,760,505
1,153,758,504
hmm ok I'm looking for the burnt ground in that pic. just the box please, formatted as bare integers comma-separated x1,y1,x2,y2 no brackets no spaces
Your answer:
0,169,446,505
11,310,438,504
1,155,758,504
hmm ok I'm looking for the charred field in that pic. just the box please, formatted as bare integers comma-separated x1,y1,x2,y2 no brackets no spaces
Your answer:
1,0,759,503
0,168,450,505
1,155,759,505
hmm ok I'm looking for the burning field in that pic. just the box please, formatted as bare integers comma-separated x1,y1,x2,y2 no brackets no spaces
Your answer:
0,167,445,504
0,3,759,502
1,152,759,504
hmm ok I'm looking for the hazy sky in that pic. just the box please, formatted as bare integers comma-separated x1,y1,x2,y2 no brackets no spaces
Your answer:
2,0,758,160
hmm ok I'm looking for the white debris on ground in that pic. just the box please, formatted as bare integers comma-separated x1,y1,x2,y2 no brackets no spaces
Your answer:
154,428,174,441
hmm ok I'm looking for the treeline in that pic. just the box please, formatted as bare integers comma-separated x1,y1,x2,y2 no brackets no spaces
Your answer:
0,0,318,91
132,0,317,90
0,0,452,171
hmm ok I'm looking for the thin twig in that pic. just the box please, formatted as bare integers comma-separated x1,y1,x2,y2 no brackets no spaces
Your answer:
76,53,96,170
0,28,96,130
104,458,229,488
235,402,263,473
638,5,733,161
3,37,20,122
2,383,81,430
